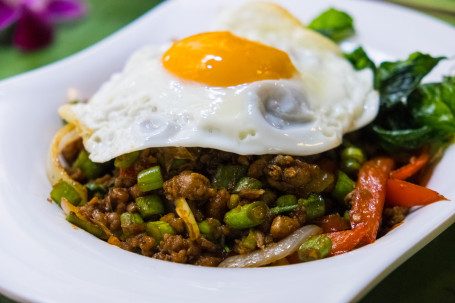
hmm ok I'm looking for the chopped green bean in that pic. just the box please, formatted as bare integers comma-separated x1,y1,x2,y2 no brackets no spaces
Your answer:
298,234,332,262
146,221,175,243
276,194,297,207
51,180,82,206
198,218,221,240
213,165,247,190
137,166,163,192
85,183,107,194
120,212,144,225
331,171,355,205
114,151,140,169
270,204,298,214
66,211,108,240
240,229,257,250
299,194,325,221
341,146,366,176
228,194,240,209
233,177,262,193
224,201,268,229
73,150,108,180
135,194,164,218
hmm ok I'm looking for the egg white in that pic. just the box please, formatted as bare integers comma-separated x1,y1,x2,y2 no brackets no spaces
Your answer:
59,2,378,163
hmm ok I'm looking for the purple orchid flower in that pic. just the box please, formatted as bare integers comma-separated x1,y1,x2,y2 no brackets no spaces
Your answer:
0,0,86,51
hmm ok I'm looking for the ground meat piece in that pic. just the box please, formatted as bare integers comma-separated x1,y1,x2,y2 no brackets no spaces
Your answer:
270,216,300,240
247,157,268,179
265,155,334,196
383,206,409,228
289,205,306,225
238,188,265,200
106,212,121,232
196,236,218,253
121,233,155,256
160,213,186,234
69,168,84,183
91,209,107,226
163,170,215,201
128,184,144,200
126,202,138,213
156,234,201,264
61,138,83,165
205,189,229,220
109,188,129,205
194,255,222,267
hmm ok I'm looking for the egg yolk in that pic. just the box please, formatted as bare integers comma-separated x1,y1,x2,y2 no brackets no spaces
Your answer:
162,31,297,87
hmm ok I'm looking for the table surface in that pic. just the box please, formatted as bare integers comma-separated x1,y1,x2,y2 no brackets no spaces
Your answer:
1,0,454,302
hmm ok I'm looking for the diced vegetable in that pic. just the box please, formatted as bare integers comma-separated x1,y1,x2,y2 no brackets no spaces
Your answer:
386,178,447,207
73,149,108,180
326,226,367,256
135,194,165,218
198,218,221,240
340,146,366,176
233,177,262,193
314,213,350,233
349,157,394,244
308,8,354,42
120,213,144,225
227,194,240,209
51,180,82,206
240,229,257,250
270,204,298,214
298,194,325,221
389,147,430,180
276,194,297,207
137,166,163,192
224,201,268,229
66,211,108,240
331,171,355,205
114,151,140,169
146,221,175,243
298,234,332,262
213,165,247,190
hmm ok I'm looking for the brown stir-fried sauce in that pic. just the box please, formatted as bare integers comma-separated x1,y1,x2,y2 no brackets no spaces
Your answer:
60,140,407,266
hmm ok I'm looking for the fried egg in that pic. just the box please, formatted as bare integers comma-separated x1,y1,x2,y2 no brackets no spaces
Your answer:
59,2,378,163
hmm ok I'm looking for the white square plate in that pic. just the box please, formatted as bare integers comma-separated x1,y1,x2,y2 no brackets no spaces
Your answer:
0,0,454,302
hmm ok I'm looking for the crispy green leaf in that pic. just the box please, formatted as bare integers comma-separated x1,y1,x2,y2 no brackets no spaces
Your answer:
408,76,455,133
308,8,354,42
375,52,445,107
372,125,433,152
344,47,376,71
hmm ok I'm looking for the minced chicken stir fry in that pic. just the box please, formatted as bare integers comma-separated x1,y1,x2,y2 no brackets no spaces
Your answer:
49,135,444,267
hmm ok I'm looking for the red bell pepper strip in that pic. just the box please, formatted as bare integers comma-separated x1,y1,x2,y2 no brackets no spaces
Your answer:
386,178,447,207
326,226,367,256
314,213,350,233
349,157,394,245
389,147,430,180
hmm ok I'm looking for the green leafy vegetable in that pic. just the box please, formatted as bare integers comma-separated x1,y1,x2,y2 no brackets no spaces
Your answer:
308,8,354,42
375,52,444,107
344,47,375,71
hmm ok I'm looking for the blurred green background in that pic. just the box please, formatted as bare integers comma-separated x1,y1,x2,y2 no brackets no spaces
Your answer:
1,0,455,302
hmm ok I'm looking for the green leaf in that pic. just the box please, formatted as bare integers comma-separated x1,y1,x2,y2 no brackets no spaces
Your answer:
308,8,355,42
372,125,433,152
375,52,445,107
344,47,376,71
408,76,455,133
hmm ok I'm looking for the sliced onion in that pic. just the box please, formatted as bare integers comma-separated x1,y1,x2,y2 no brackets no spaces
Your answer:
47,124,87,205
175,197,200,240
218,225,321,268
